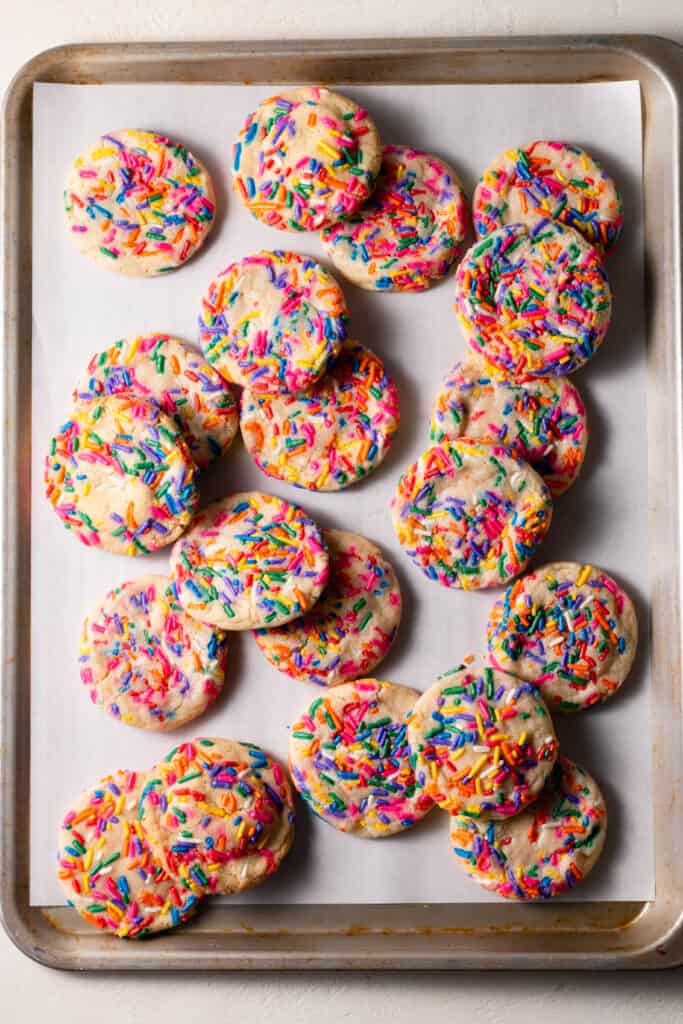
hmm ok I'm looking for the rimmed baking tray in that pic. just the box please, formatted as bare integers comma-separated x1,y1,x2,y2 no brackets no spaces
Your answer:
1,35,682,970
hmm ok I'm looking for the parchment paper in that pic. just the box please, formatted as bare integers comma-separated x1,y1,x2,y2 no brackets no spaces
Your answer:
31,80,652,904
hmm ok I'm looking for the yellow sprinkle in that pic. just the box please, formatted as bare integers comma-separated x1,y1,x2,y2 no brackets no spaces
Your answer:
125,337,141,364
468,754,489,778
91,146,117,160
577,564,593,587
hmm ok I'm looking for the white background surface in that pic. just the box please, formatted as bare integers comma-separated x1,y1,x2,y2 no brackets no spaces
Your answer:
3,0,683,1019
31,79,651,908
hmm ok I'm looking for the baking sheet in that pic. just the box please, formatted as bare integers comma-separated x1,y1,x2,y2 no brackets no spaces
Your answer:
30,80,652,905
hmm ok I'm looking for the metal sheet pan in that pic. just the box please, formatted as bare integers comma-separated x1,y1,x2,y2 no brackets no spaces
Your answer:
1,35,682,971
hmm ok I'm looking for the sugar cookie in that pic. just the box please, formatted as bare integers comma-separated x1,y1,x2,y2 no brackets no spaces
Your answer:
487,561,638,710
79,575,227,730
253,528,401,687
430,360,588,497
454,221,612,378
407,665,558,818
169,491,329,630
240,342,400,491
321,144,468,291
57,769,201,937
390,440,552,590
198,251,348,394
64,129,215,275
75,334,238,469
138,738,295,894
473,141,623,252
232,87,382,231
44,395,199,555
451,757,607,899
289,679,433,836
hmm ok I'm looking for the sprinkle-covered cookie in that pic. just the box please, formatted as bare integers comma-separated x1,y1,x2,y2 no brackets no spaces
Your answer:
473,141,623,252
240,342,400,491
232,87,382,231
57,769,201,937
289,679,434,836
138,738,295,894
487,561,638,711
253,528,401,687
430,359,588,497
169,491,329,630
198,251,348,394
79,575,227,731
407,665,558,818
454,221,612,378
321,144,468,291
451,757,607,899
390,439,552,590
44,395,199,556
74,334,239,469
64,129,215,275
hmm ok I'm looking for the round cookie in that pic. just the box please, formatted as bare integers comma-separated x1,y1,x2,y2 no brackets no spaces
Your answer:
473,141,623,252
454,221,612,378
44,395,199,555
253,528,401,687
79,574,227,731
64,129,215,275
138,738,295,894
430,360,588,497
320,144,468,291
451,757,607,899
289,679,434,836
198,251,348,394
240,342,400,491
407,665,558,818
169,491,329,630
487,561,638,711
232,87,382,231
57,769,201,937
390,439,552,590
74,334,239,469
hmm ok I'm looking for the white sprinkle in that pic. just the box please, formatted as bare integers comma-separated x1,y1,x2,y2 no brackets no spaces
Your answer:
481,764,499,779
472,745,489,753
505,689,517,705
241,864,249,879
543,444,555,455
